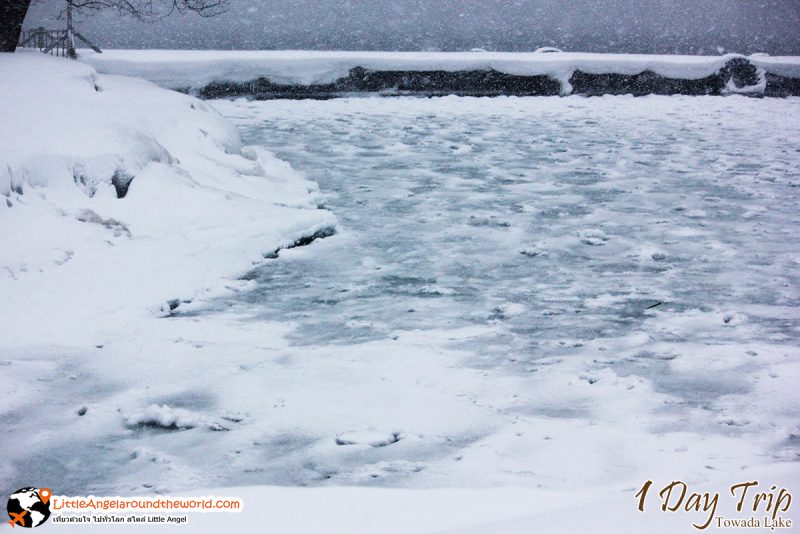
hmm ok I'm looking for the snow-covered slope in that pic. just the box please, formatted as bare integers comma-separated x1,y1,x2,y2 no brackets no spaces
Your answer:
0,50,335,341
0,51,335,485
79,49,800,96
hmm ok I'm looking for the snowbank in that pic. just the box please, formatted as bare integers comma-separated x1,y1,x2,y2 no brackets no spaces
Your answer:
0,50,335,349
79,49,800,97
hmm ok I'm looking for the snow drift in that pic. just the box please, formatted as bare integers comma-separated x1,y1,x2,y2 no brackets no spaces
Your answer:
79,49,800,98
0,50,335,349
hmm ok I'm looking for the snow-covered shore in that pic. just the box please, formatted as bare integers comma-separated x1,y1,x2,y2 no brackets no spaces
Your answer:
0,51,335,346
79,49,800,96
0,50,335,493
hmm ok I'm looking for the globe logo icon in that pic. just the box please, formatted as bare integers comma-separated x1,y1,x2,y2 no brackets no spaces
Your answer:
6,487,52,528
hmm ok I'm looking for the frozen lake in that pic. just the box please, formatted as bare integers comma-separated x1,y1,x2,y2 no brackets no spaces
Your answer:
220,96,800,356
5,95,798,499
207,95,800,486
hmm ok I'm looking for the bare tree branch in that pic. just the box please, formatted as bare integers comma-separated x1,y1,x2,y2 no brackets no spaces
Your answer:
3,0,228,53
68,0,227,21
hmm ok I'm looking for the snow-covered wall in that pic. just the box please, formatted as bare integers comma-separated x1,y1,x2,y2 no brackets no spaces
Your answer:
79,50,800,98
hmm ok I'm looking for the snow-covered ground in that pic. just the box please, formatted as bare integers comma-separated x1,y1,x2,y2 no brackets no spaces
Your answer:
2,50,800,532
0,50,334,493
79,49,800,95
46,462,800,533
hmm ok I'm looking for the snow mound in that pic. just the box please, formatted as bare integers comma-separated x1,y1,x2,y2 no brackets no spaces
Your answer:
1,53,229,197
335,431,401,447
0,50,336,347
127,404,202,429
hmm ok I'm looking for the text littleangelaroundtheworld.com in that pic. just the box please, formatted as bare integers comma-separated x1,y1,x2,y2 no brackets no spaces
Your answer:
50,496,242,513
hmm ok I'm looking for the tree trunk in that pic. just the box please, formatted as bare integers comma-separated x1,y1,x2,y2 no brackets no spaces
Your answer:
0,0,33,53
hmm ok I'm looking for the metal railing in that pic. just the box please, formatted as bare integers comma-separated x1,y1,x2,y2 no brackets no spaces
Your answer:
18,27,72,57
18,20,102,59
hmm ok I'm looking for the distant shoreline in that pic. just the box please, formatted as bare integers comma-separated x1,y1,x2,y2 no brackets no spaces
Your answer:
77,49,800,98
